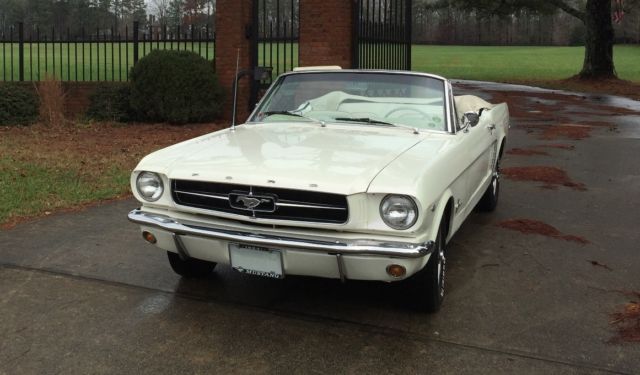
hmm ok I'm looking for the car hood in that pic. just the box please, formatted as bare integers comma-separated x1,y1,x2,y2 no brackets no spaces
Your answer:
136,122,432,195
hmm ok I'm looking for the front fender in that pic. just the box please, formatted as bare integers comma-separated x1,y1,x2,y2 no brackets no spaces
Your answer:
429,190,454,244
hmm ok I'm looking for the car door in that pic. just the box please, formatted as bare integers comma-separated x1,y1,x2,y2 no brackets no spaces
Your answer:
449,85,496,215
465,112,497,206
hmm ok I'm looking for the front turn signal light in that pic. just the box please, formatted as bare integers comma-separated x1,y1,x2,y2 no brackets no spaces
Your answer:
142,231,157,244
386,264,406,278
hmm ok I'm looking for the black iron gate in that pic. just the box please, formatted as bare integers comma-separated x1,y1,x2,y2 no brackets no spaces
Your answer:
250,0,300,107
353,0,412,70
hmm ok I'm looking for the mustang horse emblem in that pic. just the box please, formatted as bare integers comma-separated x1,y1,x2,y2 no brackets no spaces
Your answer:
236,196,271,209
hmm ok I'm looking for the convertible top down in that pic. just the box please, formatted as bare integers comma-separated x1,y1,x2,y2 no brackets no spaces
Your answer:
128,68,509,312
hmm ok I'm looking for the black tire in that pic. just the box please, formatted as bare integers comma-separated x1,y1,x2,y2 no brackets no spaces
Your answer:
413,223,447,313
478,157,500,212
167,251,216,278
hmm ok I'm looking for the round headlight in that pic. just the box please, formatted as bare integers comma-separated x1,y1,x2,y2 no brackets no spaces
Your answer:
380,195,418,230
136,172,164,202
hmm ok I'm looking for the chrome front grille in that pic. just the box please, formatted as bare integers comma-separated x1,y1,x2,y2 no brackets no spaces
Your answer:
171,180,349,224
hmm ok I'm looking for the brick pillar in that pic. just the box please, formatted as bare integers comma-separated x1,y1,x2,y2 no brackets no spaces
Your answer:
299,0,355,69
215,0,253,123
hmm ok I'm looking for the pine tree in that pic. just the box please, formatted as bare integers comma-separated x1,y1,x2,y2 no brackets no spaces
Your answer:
167,0,184,26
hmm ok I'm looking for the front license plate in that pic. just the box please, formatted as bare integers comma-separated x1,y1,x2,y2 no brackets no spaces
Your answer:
229,243,284,279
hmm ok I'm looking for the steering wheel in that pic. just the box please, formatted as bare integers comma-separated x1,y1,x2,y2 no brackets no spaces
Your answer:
385,107,430,119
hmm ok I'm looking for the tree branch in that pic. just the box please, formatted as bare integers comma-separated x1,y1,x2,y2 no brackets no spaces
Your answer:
548,0,586,21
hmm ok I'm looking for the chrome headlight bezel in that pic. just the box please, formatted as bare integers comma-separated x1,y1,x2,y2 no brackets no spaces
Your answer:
379,194,419,230
136,171,164,202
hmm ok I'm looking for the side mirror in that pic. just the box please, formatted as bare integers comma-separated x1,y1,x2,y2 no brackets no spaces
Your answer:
463,111,480,127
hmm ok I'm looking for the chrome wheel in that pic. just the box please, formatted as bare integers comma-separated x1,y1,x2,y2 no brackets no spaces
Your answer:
413,222,447,313
492,159,501,195
478,155,501,212
437,239,446,298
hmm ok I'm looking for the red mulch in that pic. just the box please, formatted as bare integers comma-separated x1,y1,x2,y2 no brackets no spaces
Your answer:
497,219,590,244
0,122,224,164
536,144,575,150
538,124,593,140
610,291,640,344
501,166,586,191
580,120,618,128
506,148,549,156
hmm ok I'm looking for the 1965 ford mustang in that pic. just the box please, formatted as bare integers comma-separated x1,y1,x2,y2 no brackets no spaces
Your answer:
128,67,509,312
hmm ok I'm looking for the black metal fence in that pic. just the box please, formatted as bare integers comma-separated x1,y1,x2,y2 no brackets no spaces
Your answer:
0,21,216,82
251,0,300,107
353,0,412,70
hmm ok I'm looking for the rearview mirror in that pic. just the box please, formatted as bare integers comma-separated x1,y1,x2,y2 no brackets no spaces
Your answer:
463,112,480,127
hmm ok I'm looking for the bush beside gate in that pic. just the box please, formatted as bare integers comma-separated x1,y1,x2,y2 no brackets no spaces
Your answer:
129,50,224,124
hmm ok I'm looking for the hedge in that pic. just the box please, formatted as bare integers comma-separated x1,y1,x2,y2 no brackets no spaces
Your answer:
86,83,132,122
129,50,224,124
0,83,39,126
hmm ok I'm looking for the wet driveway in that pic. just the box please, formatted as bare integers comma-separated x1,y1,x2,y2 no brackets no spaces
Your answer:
1,81,640,374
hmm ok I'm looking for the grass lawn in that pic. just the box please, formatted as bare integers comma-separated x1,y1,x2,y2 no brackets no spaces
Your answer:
1,42,636,82
0,42,299,81
0,42,215,81
411,45,640,82
0,122,221,228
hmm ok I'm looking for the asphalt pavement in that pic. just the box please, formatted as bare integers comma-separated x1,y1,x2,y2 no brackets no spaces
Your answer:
1,82,639,374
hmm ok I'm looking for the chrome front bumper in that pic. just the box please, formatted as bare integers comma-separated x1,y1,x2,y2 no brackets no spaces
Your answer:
128,209,434,259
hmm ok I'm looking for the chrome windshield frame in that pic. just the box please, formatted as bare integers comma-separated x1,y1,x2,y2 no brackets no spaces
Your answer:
246,69,454,134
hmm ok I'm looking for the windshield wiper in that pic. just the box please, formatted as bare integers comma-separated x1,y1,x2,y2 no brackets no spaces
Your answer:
333,117,419,134
334,117,394,126
261,111,325,126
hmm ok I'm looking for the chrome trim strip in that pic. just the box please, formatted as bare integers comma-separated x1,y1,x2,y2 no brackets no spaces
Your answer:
336,254,346,283
173,233,190,260
129,209,433,259
174,189,348,211
174,190,228,200
445,80,454,134
276,202,347,211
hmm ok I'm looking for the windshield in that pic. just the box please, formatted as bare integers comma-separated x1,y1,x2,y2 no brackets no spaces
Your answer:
250,72,447,131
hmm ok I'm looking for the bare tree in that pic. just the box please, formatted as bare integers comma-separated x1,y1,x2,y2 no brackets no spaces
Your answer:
151,0,170,24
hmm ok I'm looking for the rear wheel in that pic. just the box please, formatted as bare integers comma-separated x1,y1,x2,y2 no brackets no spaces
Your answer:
413,222,446,313
167,251,216,278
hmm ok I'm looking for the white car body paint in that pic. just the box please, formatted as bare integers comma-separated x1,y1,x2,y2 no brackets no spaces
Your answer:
129,70,510,283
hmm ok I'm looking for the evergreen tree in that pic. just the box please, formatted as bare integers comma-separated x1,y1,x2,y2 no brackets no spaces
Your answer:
129,0,146,22
167,0,184,26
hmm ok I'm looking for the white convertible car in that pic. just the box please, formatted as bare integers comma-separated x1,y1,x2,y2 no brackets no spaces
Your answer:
128,67,509,312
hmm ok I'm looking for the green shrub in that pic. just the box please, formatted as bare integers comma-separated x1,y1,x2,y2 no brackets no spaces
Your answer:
0,83,39,126
129,50,224,124
87,83,132,122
